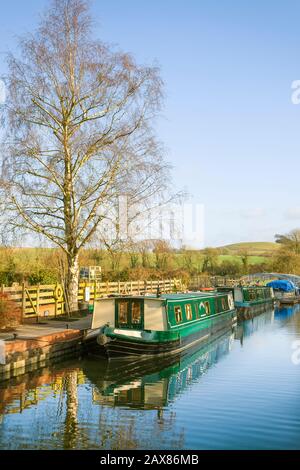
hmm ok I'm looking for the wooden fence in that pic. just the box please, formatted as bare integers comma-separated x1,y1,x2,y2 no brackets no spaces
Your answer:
189,276,241,289
1,279,182,318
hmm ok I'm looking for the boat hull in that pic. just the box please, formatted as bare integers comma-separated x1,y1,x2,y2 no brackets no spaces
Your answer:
234,298,275,308
235,299,275,320
102,310,237,359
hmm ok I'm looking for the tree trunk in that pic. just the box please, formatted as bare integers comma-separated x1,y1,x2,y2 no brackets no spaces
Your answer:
67,253,79,313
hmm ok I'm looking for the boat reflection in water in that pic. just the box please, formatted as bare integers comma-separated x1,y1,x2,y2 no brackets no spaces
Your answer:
233,304,300,347
0,327,236,419
85,328,236,410
234,308,275,345
274,302,300,320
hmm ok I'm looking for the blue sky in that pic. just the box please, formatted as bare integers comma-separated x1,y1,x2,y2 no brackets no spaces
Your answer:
1,0,300,247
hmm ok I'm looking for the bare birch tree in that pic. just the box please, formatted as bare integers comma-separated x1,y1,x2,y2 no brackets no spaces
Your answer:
0,0,167,310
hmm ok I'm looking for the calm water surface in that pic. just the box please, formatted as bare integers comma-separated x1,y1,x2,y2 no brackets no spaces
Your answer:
0,305,300,450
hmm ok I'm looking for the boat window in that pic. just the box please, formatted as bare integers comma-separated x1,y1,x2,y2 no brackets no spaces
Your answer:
215,298,223,313
204,301,210,314
249,290,255,300
118,301,129,324
185,304,193,320
174,305,182,323
199,302,207,317
132,301,141,324
264,289,268,299
221,297,229,310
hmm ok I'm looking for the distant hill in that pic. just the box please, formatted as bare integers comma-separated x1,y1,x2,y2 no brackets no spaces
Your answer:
217,242,279,257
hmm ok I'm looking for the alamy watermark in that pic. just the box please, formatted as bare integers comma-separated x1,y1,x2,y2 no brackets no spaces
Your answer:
99,196,205,248
291,340,300,365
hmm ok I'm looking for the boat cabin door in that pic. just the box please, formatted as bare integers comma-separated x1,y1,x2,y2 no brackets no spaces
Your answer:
115,299,144,330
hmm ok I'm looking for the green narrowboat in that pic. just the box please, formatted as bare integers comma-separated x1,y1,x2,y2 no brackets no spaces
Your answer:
91,292,236,358
217,286,274,307
217,285,274,319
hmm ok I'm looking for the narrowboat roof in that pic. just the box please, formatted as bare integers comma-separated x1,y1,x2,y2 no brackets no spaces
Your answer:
158,293,225,300
101,292,228,302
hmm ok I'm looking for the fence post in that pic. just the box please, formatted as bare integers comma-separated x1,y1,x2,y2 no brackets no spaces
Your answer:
22,282,26,319
94,280,97,302
36,284,40,322
54,283,58,318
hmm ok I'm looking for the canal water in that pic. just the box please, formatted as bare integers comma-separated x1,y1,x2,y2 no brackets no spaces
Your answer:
0,305,300,450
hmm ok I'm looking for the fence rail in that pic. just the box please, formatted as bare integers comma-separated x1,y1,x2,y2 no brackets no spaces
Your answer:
1,279,182,318
188,276,241,289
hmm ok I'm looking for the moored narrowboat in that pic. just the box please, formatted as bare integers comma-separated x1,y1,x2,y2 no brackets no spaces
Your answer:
91,292,236,358
217,285,274,319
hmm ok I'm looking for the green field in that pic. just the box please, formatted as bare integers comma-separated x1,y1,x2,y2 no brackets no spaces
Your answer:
216,242,279,257
218,254,269,264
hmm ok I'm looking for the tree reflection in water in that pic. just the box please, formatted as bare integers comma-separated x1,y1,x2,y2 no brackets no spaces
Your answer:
95,406,184,450
61,370,79,449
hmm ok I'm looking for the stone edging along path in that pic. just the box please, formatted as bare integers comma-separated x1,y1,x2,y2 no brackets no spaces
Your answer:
0,328,85,382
